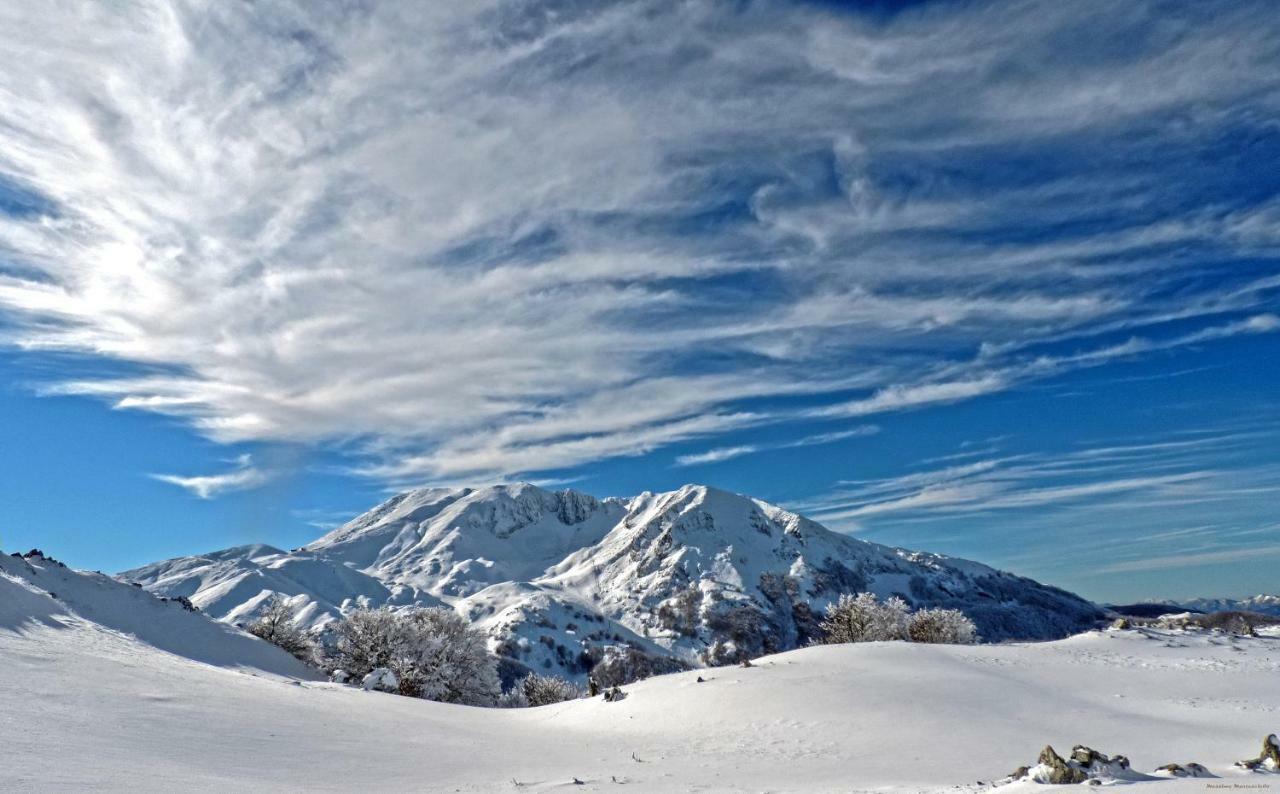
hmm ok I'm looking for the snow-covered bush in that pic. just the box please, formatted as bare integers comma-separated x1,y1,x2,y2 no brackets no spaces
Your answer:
498,672,584,707
586,644,689,688
820,594,980,645
247,595,316,662
907,607,979,644
819,593,909,643
330,606,501,706
395,608,502,705
330,606,401,677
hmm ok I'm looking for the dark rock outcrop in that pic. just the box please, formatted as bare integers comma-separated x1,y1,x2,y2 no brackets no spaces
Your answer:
1154,762,1211,778
1038,746,1088,784
1236,734,1280,772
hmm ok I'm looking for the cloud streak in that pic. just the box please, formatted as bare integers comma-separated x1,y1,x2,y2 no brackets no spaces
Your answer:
152,455,272,500
674,425,880,466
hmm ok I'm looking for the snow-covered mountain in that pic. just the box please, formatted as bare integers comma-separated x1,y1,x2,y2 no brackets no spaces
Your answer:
1181,594,1280,617
1,550,317,679
123,483,1105,681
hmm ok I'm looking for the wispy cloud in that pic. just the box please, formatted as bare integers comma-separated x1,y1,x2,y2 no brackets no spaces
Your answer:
152,454,271,500
814,378,1008,419
0,1,1277,483
798,429,1273,525
675,445,759,466
1091,545,1280,575
791,425,1280,599
675,425,879,467
289,507,356,531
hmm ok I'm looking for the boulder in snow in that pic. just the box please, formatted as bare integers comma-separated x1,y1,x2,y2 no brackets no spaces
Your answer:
1008,744,1144,785
1036,745,1089,784
1236,734,1280,772
1153,762,1212,778
361,667,399,693
602,685,626,702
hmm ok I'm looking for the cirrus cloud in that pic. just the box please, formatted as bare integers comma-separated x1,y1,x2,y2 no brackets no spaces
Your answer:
0,0,1277,485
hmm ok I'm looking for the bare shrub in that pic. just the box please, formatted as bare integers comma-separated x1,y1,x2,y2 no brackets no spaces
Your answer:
247,595,316,662
330,606,501,706
819,593,909,643
500,673,584,707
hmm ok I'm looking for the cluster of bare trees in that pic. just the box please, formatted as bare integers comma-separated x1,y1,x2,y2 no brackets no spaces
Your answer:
247,590,981,708
247,598,582,707
819,592,979,645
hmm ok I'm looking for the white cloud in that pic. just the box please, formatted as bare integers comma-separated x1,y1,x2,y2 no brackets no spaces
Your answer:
801,428,1280,528
814,377,1008,418
0,1,1277,483
1093,545,1280,574
675,445,759,466
152,454,272,499
674,425,879,467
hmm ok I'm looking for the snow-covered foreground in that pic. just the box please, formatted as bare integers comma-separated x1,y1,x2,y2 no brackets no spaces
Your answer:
4,575,1278,794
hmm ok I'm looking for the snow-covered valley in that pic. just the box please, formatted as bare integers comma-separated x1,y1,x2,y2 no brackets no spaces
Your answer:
4,548,1279,792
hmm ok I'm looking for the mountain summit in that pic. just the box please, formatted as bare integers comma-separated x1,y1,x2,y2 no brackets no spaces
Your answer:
123,483,1104,681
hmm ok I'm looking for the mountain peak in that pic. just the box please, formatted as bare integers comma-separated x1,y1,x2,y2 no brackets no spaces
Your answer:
125,481,1107,680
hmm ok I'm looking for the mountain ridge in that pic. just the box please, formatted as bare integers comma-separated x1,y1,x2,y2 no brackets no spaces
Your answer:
122,482,1107,681
1179,593,1280,617
2,550,317,679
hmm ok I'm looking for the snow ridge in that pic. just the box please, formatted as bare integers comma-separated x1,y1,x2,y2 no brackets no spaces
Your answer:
1181,594,1280,617
2,551,317,679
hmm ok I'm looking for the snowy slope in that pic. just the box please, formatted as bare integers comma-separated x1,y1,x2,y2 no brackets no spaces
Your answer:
1181,594,1280,617
123,483,1105,681
123,543,432,630
1,551,318,679
2,601,1277,792
307,483,627,598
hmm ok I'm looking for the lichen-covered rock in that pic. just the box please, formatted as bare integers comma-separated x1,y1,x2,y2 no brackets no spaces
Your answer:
1038,745,1089,784
1265,734,1280,769
1071,745,1130,774
1008,744,1142,785
1236,734,1280,772
1154,762,1212,778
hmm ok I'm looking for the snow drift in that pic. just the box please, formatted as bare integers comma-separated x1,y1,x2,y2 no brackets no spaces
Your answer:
2,599,1278,792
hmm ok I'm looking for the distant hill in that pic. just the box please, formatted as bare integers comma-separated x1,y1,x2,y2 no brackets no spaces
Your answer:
1106,603,1203,618
1180,594,1280,617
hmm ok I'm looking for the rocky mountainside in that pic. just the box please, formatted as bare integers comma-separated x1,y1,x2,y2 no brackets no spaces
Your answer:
123,483,1105,682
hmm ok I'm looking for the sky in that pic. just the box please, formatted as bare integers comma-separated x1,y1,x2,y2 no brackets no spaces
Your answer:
0,0,1277,603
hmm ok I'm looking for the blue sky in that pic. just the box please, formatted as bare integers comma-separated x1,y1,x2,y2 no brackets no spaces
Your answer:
0,0,1277,603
